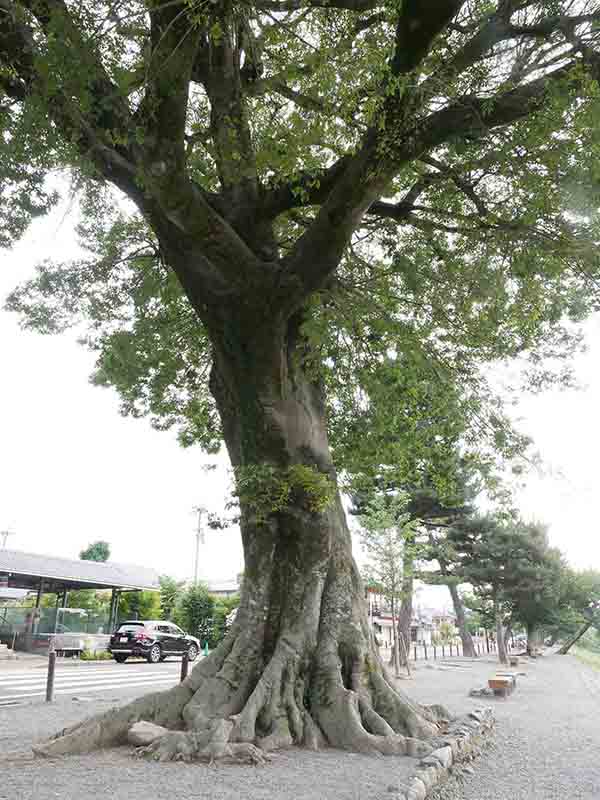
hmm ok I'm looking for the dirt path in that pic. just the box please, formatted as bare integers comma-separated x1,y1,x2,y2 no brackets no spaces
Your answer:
406,652,600,800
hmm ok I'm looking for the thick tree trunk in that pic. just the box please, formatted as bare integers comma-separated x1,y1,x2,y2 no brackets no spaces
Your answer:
494,602,508,665
434,544,476,659
447,583,477,658
397,547,413,667
526,624,540,657
35,313,449,762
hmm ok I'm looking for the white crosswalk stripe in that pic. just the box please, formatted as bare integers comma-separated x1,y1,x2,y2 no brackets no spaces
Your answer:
0,664,182,704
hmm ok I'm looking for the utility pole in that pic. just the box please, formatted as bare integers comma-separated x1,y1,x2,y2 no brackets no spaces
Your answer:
0,530,15,549
192,506,207,585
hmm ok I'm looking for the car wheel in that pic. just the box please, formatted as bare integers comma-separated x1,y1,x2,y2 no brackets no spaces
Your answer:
147,644,162,664
113,654,128,663
187,644,199,662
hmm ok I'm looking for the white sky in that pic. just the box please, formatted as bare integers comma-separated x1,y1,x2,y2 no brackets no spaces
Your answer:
0,203,598,601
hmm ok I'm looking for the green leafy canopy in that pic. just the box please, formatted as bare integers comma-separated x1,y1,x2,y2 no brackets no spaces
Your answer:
2,1,600,491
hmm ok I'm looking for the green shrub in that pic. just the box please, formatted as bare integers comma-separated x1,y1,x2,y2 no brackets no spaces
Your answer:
80,649,112,661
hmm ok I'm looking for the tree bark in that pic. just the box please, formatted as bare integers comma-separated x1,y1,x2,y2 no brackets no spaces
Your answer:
34,310,449,762
397,542,413,667
447,583,477,658
494,599,508,665
526,624,540,657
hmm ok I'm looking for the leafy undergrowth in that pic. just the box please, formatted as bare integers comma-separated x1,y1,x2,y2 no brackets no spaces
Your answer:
573,646,600,672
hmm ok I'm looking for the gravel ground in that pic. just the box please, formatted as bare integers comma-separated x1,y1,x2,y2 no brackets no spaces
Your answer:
1,651,598,800
0,686,420,800
407,651,600,800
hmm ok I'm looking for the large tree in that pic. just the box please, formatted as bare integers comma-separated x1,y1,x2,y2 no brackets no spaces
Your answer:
3,0,600,762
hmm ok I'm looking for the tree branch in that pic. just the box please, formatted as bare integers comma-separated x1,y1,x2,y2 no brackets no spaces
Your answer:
200,9,258,200
1,1,268,301
420,156,489,216
134,0,202,174
254,0,379,11
1,0,137,193
391,1,467,75
282,55,591,307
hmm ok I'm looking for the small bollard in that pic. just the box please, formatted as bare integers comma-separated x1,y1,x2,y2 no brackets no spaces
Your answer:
450,644,453,657
180,652,189,683
46,650,56,703
413,646,417,661
203,641,209,657
424,644,428,660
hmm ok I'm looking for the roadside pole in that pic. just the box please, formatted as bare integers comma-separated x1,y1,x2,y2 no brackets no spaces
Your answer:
180,652,190,683
46,637,56,702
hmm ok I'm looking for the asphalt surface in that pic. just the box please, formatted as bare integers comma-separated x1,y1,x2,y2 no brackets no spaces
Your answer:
0,658,184,705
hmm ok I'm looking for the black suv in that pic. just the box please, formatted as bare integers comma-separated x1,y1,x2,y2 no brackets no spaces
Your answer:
108,620,201,664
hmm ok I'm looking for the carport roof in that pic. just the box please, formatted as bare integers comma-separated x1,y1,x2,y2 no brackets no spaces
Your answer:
0,548,160,592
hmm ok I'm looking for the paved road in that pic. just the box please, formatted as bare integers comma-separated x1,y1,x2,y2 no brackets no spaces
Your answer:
0,660,184,704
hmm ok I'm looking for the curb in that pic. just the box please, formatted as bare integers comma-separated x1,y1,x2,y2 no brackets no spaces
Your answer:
391,707,495,800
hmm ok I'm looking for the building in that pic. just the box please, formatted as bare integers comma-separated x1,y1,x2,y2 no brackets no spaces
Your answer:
207,579,240,598
366,588,459,648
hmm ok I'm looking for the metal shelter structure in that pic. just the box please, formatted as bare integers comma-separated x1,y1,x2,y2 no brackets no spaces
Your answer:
0,548,160,645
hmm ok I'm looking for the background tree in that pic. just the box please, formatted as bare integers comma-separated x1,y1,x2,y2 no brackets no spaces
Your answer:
507,522,567,655
446,516,567,661
159,575,185,621
79,541,110,562
73,541,111,622
444,515,519,664
4,0,600,762
435,621,456,646
409,473,480,659
358,492,414,675
209,594,241,650
557,570,600,654
174,584,214,645
118,590,161,622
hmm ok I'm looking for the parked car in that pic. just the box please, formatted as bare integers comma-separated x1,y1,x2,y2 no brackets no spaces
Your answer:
108,620,200,664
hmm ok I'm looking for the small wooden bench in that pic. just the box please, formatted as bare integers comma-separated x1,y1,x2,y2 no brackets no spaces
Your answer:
488,674,516,698
496,670,519,687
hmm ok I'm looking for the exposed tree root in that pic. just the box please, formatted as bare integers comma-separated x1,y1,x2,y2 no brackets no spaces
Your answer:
137,720,270,765
33,573,452,765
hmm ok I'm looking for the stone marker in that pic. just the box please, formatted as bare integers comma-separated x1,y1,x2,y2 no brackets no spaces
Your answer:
127,721,169,747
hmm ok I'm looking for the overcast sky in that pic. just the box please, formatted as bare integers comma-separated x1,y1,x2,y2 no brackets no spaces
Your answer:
1,202,598,602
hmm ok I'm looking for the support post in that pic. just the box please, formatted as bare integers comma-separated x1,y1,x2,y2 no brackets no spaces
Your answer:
46,640,56,702
180,652,189,683
108,588,119,632
35,579,44,610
